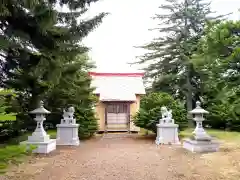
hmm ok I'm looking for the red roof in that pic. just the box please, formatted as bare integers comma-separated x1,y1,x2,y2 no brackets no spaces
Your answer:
89,72,144,77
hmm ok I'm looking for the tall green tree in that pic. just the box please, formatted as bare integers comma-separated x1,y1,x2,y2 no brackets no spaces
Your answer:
0,0,106,138
45,53,99,138
134,0,224,125
0,0,105,108
192,21,240,130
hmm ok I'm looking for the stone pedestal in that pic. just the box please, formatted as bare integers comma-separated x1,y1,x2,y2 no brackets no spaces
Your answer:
183,138,219,153
56,124,79,145
155,123,180,145
155,106,180,145
183,101,220,153
22,139,56,153
22,101,56,154
56,107,80,146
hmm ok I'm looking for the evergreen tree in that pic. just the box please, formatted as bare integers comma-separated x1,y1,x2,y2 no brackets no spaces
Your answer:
192,21,240,130
133,92,187,133
0,0,105,108
0,0,106,138
134,0,224,125
45,54,99,138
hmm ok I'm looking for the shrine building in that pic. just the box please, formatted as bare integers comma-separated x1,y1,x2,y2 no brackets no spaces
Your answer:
89,72,146,132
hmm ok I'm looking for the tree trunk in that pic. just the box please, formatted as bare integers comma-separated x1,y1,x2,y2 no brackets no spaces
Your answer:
29,91,41,110
184,0,194,128
186,69,193,127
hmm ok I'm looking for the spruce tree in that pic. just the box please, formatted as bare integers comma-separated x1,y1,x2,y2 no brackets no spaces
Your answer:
192,21,240,129
0,0,106,137
135,0,224,125
45,54,99,139
1,0,105,107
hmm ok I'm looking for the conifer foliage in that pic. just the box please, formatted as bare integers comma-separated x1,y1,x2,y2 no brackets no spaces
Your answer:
133,92,187,133
0,0,106,139
135,0,223,117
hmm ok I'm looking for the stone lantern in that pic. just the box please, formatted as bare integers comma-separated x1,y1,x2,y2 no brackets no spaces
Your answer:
183,101,219,153
190,101,211,140
22,101,56,154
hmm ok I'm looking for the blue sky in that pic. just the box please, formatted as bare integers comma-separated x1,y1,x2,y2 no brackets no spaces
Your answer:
83,0,240,73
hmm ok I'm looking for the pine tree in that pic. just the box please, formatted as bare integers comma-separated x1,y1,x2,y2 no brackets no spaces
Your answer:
45,54,99,139
0,0,106,137
192,21,240,129
135,0,224,125
0,0,106,107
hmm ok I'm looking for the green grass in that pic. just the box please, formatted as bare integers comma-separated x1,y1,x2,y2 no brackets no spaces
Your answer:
47,129,57,138
180,128,240,141
5,129,57,145
0,145,34,174
0,129,57,174
139,128,240,142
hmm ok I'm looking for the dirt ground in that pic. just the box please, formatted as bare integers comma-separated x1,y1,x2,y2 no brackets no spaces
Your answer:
1,134,240,180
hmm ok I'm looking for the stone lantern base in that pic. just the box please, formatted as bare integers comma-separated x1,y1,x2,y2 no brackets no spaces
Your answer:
56,124,80,146
21,139,56,154
155,123,180,145
183,138,219,153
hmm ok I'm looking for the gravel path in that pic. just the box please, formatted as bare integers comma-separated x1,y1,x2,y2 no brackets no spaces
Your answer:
1,134,235,180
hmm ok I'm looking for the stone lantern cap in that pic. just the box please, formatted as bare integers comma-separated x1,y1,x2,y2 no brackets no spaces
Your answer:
29,100,51,114
189,101,209,114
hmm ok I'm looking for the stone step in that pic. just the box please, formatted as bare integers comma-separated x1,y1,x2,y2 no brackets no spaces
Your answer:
101,132,132,139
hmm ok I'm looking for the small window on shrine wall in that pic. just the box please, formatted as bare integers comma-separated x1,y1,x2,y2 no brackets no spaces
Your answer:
118,104,123,113
118,104,128,113
107,104,115,113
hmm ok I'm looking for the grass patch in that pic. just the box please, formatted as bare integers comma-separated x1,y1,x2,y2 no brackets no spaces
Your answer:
180,128,240,142
139,128,155,136
0,145,35,174
139,128,240,142
6,129,57,145
0,129,57,174
47,129,57,139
